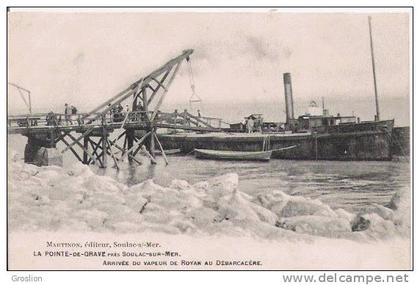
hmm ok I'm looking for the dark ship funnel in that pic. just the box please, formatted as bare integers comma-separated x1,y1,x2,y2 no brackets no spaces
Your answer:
283,73,295,124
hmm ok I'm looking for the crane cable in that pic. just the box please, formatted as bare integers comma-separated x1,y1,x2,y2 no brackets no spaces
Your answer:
187,59,202,110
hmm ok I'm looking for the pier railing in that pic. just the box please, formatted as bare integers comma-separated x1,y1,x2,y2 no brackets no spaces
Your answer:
8,110,224,132
8,112,110,128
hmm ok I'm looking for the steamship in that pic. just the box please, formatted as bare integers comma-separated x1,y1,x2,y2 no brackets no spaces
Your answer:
158,17,407,161
267,72,395,160
159,72,395,161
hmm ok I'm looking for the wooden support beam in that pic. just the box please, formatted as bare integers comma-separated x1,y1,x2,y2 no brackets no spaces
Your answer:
101,140,120,162
148,73,170,104
150,62,182,122
146,84,156,93
82,80,143,123
185,117,200,127
149,129,156,161
108,140,142,165
54,132,69,144
151,76,168,91
89,138,104,167
132,143,143,157
139,145,157,165
85,89,136,124
81,89,133,120
60,136,83,163
132,92,139,111
118,99,136,129
126,129,134,162
123,136,127,155
131,143,157,165
186,112,214,128
83,136,89,164
49,130,56,147
101,128,107,168
144,49,192,86
87,140,95,164
153,132,169,165
105,147,120,161
65,132,96,162
88,138,102,164
89,138,102,155
110,130,127,145
61,128,94,154
143,88,149,120
132,84,145,107
106,138,120,170
121,131,151,162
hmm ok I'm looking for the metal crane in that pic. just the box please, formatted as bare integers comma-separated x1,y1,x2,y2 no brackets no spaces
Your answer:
61,49,194,168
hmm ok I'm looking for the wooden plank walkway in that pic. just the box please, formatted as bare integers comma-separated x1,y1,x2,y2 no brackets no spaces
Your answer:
7,111,224,135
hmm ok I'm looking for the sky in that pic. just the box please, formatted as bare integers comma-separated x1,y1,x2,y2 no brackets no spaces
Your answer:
7,9,411,125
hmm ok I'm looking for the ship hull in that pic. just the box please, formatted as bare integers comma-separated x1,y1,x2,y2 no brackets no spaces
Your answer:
158,120,395,161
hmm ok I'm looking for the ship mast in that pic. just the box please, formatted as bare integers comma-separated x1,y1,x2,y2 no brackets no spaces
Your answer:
368,16,380,121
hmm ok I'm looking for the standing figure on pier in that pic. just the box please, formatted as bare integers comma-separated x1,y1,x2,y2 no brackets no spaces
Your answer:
64,103,72,125
107,103,113,123
183,109,190,126
247,116,254,133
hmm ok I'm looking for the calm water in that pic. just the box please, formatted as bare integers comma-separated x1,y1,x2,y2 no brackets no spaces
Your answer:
9,135,410,212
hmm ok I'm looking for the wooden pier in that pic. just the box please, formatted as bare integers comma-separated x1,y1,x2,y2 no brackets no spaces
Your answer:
7,49,223,168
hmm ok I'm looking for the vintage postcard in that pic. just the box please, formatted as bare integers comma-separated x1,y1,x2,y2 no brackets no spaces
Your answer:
7,7,412,271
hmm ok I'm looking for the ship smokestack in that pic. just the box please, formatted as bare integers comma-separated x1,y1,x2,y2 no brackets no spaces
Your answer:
283,73,295,124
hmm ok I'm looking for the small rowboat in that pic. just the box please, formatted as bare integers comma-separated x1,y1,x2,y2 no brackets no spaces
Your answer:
194,148,272,162
155,148,182,155
271,145,297,155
